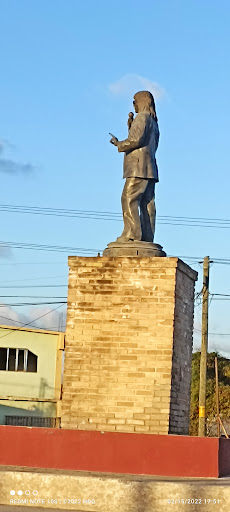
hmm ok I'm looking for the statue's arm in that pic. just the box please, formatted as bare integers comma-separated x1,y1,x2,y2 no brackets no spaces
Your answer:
117,114,147,153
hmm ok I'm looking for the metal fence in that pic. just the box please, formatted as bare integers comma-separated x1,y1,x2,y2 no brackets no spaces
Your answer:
5,416,56,428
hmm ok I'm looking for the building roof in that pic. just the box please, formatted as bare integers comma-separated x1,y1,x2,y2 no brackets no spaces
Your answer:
0,324,64,335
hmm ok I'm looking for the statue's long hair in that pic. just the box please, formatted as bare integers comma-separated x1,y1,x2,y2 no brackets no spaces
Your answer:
134,91,158,122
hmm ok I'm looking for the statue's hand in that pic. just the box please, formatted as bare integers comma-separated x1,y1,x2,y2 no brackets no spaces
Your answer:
110,136,118,146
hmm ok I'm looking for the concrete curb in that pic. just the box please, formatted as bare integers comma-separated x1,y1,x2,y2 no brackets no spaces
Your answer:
0,467,229,511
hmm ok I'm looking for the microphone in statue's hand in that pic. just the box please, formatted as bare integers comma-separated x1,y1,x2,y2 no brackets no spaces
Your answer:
127,112,134,131
109,133,118,146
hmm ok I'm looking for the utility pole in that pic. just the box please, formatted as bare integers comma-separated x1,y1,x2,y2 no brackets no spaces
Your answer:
198,256,210,437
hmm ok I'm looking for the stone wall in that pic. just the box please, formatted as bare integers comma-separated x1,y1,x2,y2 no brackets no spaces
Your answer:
61,257,197,434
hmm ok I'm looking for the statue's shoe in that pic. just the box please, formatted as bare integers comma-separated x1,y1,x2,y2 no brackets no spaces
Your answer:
115,236,137,243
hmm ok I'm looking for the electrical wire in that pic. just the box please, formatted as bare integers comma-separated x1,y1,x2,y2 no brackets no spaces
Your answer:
0,262,66,266
0,301,67,307
194,328,230,336
0,315,27,324
0,315,62,330
0,303,65,339
0,274,66,284
0,314,65,331
2,202,230,228
0,285,67,289
0,295,67,298
0,240,101,254
1,237,230,266
212,293,230,297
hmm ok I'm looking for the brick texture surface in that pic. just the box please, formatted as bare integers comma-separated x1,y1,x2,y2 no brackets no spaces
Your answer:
61,257,197,434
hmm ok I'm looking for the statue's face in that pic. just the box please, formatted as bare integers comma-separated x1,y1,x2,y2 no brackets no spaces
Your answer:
133,97,139,113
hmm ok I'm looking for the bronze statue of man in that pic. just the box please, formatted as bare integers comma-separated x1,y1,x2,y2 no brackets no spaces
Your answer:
110,91,159,243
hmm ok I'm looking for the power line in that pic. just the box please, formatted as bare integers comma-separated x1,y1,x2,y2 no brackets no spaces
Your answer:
0,240,101,254
209,298,230,301
0,275,66,284
194,328,230,336
212,293,230,297
195,292,230,306
0,303,65,340
178,256,230,265
0,314,66,330
0,315,26,324
0,285,67,288
0,295,67,298
0,292,226,300
0,262,66,266
0,315,63,329
0,301,67,307
2,202,230,228
1,237,230,265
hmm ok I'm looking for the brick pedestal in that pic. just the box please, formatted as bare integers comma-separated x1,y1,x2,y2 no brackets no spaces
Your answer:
61,257,197,435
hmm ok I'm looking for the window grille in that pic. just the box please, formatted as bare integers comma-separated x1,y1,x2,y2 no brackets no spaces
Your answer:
5,416,56,428
0,348,37,372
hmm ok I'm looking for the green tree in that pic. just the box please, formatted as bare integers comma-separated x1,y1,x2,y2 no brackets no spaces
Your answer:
190,352,230,436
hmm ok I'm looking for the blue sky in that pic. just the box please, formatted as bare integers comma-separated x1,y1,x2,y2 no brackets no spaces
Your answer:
0,1,230,354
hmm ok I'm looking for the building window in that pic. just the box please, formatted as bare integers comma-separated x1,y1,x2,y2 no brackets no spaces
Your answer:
0,348,37,372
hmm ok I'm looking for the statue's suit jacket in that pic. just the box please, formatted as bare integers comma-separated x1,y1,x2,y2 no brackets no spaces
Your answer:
117,112,159,181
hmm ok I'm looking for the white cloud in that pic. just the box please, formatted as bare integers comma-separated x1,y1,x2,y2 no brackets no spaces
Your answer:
0,245,12,259
0,159,34,174
0,306,27,327
27,306,66,331
0,139,15,152
109,74,165,99
0,305,66,331
193,318,230,358
0,138,35,174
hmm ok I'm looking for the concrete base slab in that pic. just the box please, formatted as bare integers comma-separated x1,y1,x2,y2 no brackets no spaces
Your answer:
0,466,229,512
0,508,77,512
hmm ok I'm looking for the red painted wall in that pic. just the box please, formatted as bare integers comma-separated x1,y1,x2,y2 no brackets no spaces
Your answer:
0,426,226,478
